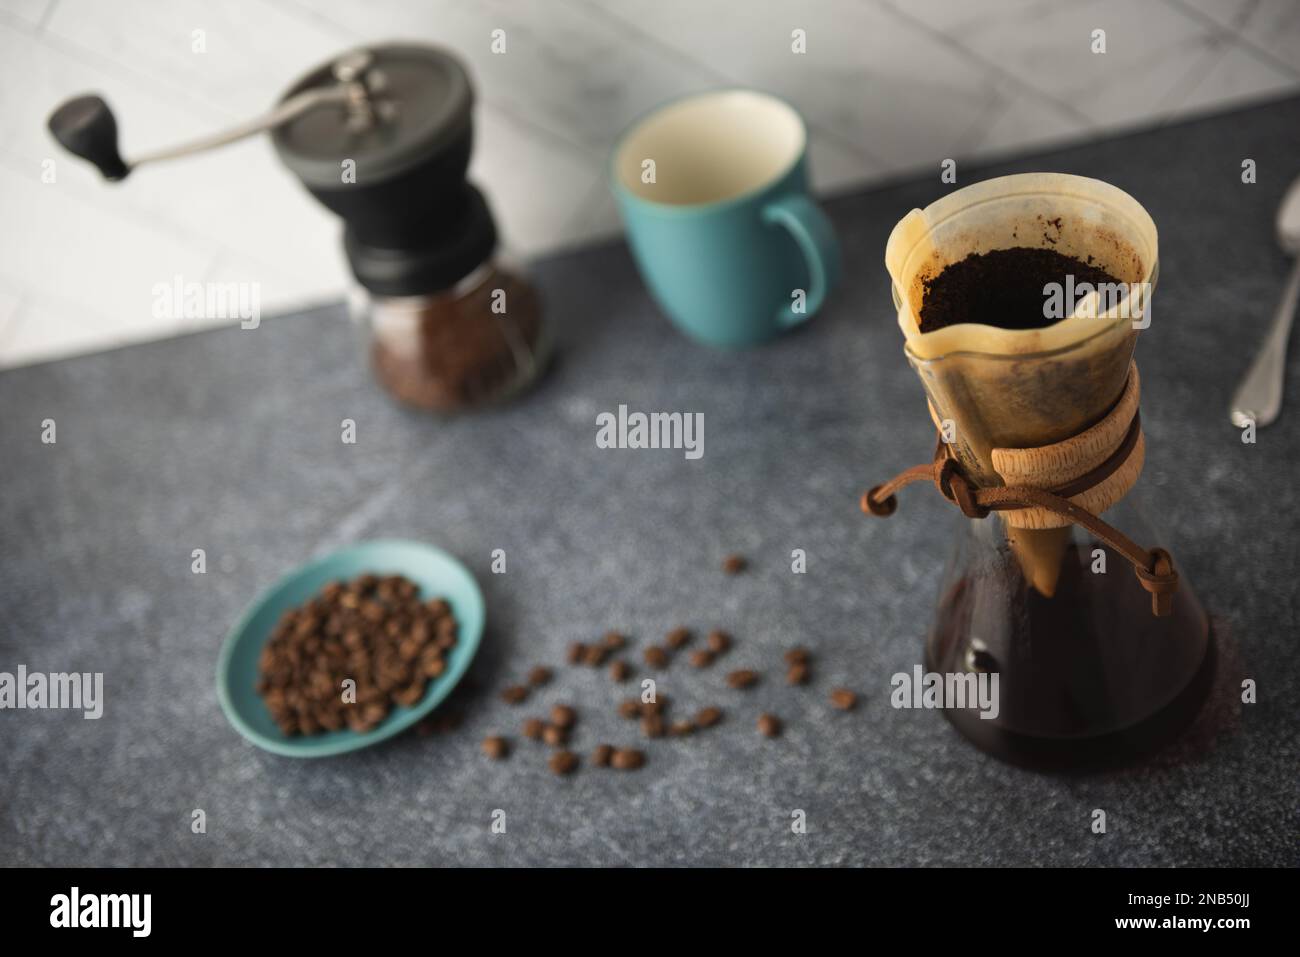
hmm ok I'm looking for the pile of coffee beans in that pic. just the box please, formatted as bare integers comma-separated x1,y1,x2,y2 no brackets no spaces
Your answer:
471,555,859,777
482,638,858,775
256,573,458,736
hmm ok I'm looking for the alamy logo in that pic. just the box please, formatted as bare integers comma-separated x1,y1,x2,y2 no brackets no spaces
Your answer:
1043,276,1151,329
891,665,1000,720
50,887,151,937
151,273,262,329
0,666,103,719
595,404,703,460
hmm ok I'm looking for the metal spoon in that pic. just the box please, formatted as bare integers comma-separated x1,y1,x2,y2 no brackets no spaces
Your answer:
1230,174,1300,428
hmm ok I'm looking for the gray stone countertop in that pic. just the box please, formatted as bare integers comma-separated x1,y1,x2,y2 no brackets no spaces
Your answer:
2,96,1297,867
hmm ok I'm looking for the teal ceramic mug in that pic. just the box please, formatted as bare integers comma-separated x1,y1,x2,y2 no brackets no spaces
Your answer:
612,89,841,347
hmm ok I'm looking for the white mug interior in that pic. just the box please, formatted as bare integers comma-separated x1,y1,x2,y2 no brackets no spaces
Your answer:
615,90,806,206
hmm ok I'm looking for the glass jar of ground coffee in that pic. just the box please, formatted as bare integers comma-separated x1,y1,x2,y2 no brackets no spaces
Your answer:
358,261,546,411
346,183,549,412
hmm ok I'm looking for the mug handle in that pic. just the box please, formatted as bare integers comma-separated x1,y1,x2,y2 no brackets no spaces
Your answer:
762,194,842,327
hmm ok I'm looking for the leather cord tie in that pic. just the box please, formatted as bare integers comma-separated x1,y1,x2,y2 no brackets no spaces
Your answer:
860,410,1178,617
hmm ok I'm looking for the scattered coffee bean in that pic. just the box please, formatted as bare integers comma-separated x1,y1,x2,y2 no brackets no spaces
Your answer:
550,704,576,729
695,706,723,728
618,698,642,719
757,713,782,737
521,717,545,740
669,720,694,737
582,644,608,667
689,649,715,668
722,554,747,574
499,685,529,705
665,627,692,649
602,631,626,651
566,642,587,665
611,748,645,770
784,647,811,666
706,630,731,654
591,744,614,767
609,659,630,682
830,688,858,711
643,646,669,668
641,713,665,738
726,669,759,689
482,736,509,760
549,750,579,775
429,711,462,734
641,695,668,716
527,665,552,687
542,724,568,747
787,662,810,686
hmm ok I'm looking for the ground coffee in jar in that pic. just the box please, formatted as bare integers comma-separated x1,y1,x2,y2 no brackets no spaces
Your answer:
367,264,545,411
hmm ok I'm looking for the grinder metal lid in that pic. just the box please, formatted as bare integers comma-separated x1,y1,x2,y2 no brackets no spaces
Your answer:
271,43,473,189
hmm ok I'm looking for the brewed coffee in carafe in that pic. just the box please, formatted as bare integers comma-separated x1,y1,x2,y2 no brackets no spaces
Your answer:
871,173,1212,769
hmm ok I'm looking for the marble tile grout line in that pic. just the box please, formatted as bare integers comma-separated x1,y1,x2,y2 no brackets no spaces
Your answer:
1162,0,1300,81
566,0,891,171
874,0,1098,132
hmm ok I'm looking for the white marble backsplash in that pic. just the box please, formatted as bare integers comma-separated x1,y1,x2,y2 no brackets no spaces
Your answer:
2,0,1297,367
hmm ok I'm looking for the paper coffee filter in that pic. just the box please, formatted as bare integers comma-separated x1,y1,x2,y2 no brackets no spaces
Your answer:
887,173,1156,359
885,173,1157,481
884,173,1159,596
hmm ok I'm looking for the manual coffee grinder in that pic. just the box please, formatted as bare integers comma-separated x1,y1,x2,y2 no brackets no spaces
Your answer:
47,43,547,412
862,173,1213,769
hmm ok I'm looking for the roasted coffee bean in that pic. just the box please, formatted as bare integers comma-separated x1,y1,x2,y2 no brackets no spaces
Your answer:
618,698,642,719
542,724,568,747
430,711,463,734
611,748,645,770
550,704,577,729
695,706,723,728
591,744,614,767
757,713,782,737
255,573,458,740
665,627,692,649
566,642,587,665
641,695,667,716
722,554,747,574
482,736,509,760
609,659,630,682
689,649,715,668
784,647,811,666
499,685,529,705
602,631,626,651
669,720,694,737
549,750,579,775
830,688,858,711
527,665,552,687
727,669,759,689
643,646,669,668
786,663,810,686
581,644,608,667
522,717,545,740
706,630,731,654
393,681,426,707
641,713,665,739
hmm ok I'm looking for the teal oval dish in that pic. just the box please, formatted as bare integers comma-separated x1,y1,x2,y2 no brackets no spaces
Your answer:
216,539,485,758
